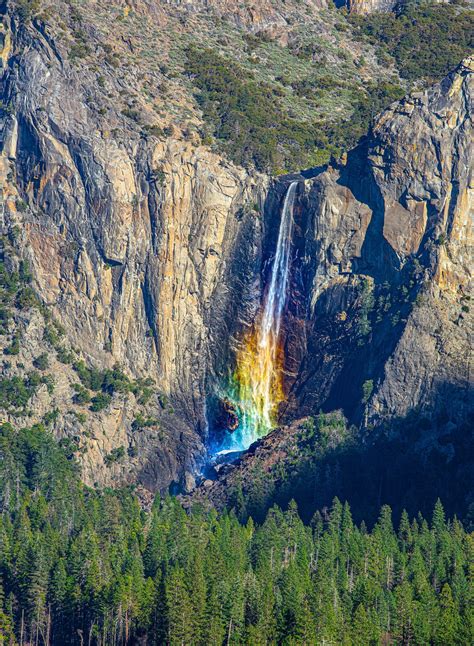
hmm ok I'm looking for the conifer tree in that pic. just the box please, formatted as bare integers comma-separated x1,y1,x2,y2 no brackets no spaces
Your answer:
351,603,373,646
0,580,15,646
432,499,446,535
393,581,415,645
398,509,412,548
165,566,193,646
434,583,459,646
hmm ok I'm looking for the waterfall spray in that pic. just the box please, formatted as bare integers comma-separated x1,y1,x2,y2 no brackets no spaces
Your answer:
222,181,298,450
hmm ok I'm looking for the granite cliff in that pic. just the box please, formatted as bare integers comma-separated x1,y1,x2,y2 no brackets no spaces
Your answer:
1,0,272,491
283,55,472,428
0,0,472,499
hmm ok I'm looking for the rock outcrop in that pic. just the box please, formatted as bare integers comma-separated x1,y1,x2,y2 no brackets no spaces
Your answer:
344,0,453,15
344,0,397,14
278,56,472,444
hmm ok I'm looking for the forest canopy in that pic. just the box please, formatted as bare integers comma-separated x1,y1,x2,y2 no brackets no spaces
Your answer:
0,422,472,645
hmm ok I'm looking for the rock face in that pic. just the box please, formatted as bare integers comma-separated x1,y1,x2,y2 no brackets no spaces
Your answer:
343,0,452,15
0,0,471,499
0,3,267,490
344,0,397,14
280,56,472,440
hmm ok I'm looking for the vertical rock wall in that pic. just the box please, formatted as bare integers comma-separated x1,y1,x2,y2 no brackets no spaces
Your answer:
0,9,268,490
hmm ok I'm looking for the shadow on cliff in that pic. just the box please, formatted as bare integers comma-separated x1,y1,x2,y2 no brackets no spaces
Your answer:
338,139,403,281
227,382,473,528
331,141,418,422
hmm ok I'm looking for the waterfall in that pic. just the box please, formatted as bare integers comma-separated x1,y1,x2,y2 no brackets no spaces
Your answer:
222,181,298,451
259,181,297,351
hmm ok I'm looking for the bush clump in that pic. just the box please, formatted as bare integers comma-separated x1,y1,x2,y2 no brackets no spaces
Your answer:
73,360,155,402
132,414,159,431
185,46,330,172
104,445,125,465
43,321,66,349
4,333,21,356
90,392,112,412
33,353,49,371
72,383,91,405
15,286,40,309
1,255,40,329
0,372,48,414
56,347,74,364
42,408,60,427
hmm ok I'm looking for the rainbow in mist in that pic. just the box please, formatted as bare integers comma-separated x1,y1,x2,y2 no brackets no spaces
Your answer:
221,182,298,451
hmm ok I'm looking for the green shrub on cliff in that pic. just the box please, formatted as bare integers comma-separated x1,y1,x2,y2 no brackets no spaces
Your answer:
0,307,11,334
72,360,156,405
15,0,41,22
185,46,405,172
15,285,40,309
362,379,374,403
0,372,48,413
43,321,65,349
185,46,331,172
89,391,112,412
349,1,474,83
4,333,21,355
133,414,159,430
72,383,91,404
104,445,126,464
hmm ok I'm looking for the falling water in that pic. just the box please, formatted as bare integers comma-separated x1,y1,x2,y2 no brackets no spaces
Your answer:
260,181,298,358
222,181,298,450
